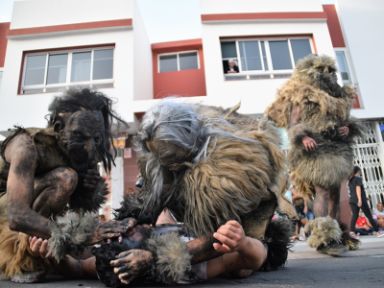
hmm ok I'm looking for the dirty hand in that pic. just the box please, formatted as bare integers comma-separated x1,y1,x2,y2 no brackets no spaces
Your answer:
213,220,246,254
302,136,317,151
82,168,103,190
338,126,349,137
29,236,51,258
110,249,153,285
89,217,137,244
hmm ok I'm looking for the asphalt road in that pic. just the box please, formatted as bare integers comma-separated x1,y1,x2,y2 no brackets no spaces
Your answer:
1,236,383,288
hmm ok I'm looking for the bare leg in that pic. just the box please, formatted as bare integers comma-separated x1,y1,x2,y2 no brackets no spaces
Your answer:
328,187,340,219
338,179,352,231
32,167,78,217
313,186,329,218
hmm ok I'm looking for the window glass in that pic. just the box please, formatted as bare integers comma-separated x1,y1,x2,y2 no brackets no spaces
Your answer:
24,54,46,86
269,40,292,70
179,52,198,70
71,51,91,82
221,42,237,59
93,49,113,80
291,39,312,64
159,54,178,72
47,54,67,84
336,50,351,82
239,41,262,71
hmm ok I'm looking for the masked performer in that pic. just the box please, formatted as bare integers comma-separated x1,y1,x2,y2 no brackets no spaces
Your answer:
100,100,295,285
0,88,127,283
266,54,362,255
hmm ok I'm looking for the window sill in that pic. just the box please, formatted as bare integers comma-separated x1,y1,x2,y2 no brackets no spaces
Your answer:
20,81,114,95
224,72,292,81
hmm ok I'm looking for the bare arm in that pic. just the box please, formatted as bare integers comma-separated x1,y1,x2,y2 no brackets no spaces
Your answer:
355,185,362,207
288,105,317,151
207,220,267,278
5,134,51,238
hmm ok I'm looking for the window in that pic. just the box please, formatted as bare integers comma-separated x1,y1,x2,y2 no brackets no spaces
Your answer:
220,37,313,78
335,50,352,84
159,51,199,73
21,47,114,94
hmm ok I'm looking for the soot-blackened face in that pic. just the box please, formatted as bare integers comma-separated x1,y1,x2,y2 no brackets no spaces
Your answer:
314,64,342,97
59,110,105,172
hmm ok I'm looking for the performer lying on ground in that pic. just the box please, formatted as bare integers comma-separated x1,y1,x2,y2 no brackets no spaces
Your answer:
29,216,269,286
266,54,362,256
21,99,293,286
0,89,128,283
90,100,294,285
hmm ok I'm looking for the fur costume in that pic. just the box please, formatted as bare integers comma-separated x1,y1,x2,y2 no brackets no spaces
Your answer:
126,100,294,279
266,55,363,252
304,217,342,249
92,223,192,287
0,89,123,280
266,54,362,197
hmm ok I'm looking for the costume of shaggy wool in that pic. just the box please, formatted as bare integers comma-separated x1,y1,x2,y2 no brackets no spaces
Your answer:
266,55,362,197
92,223,193,287
0,89,123,281
0,128,107,281
127,100,295,281
266,55,363,250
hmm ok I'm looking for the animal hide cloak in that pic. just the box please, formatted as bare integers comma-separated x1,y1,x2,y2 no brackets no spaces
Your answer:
0,128,107,279
137,101,295,239
266,58,362,196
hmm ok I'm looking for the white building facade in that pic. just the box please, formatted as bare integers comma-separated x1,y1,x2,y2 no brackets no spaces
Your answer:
0,0,383,207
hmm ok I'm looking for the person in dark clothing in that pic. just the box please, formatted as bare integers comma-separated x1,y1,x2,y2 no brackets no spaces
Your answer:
349,166,379,234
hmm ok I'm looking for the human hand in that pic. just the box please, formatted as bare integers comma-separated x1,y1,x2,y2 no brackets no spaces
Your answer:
212,220,246,254
110,249,153,285
82,168,102,190
338,126,349,137
29,236,51,258
89,218,137,244
302,136,317,151
358,200,362,208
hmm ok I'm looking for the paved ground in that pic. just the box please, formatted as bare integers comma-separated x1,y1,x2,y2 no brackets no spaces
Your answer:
1,236,383,288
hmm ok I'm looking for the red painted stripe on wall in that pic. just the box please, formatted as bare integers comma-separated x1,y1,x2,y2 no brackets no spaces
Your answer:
8,19,132,36
151,39,202,51
323,5,345,48
201,12,327,22
0,22,10,67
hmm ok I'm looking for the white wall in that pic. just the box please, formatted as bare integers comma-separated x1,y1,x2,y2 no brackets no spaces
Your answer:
0,0,136,130
11,0,133,29
201,20,335,114
337,0,384,119
133,3,153,101
201,0,323,14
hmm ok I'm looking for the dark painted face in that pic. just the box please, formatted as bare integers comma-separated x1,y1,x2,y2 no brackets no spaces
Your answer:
312,63,343,98
59,110,105,172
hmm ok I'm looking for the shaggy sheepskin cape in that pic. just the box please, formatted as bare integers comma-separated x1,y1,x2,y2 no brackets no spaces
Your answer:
137,101,295,240
266,55,362,196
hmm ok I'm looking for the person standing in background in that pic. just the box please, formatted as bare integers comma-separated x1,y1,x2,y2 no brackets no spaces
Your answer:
349,166,380,236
